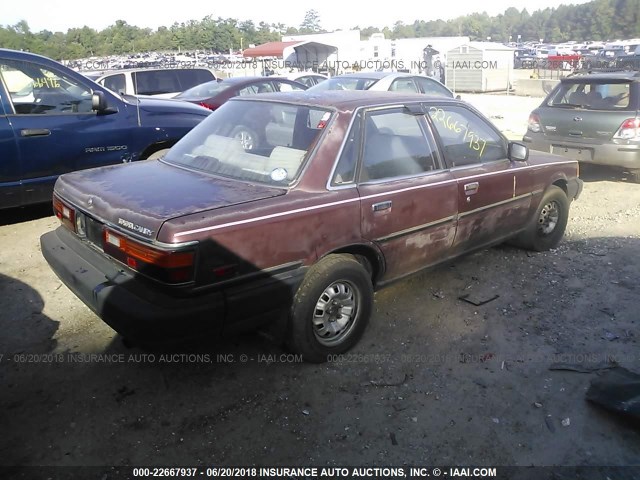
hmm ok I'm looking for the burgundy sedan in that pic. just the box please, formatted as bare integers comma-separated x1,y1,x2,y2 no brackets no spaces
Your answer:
41,91,582,362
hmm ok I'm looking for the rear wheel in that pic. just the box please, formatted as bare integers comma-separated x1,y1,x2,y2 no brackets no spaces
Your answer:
513,185,569,251
287,254,373,363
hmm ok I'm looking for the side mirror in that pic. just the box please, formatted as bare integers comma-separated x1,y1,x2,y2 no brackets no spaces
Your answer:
92,91,118,115
508,141,529,162
455,94,462,100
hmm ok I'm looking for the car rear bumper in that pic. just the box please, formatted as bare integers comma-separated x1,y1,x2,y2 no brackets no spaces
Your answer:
41,227,305,344
523,134,640,170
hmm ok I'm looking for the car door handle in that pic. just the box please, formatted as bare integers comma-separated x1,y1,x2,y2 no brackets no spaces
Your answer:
372,200,392,212
464,182,479,195
21,128,51,137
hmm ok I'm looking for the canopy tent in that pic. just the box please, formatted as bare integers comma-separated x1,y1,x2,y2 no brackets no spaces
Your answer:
243,40,338,71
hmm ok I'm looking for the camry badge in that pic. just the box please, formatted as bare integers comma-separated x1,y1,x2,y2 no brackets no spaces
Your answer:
118,218,154,237
573,116,582,122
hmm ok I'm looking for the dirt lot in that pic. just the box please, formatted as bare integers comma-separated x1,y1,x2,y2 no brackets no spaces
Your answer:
1,97,640,475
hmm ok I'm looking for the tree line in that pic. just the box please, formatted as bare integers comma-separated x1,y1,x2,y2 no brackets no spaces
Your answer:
1,0,639,61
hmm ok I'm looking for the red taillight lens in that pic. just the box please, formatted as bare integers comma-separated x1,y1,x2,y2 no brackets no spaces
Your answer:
613,117,640,140
528,113,542,133
53,196,75,231
198,101,217,111
103,229,195,284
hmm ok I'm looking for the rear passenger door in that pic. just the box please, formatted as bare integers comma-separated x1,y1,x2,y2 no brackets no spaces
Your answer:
353,106,458,282
426,103,532,252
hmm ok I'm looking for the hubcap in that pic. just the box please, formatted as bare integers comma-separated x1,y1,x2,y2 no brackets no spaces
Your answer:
312,281,359,346
537,200,560,235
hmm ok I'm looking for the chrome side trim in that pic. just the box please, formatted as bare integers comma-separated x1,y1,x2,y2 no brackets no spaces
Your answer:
375,215,457,243
174,162,578,238
458,193,531,218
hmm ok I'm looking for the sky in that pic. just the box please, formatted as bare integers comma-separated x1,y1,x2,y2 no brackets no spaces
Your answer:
3,0,593,33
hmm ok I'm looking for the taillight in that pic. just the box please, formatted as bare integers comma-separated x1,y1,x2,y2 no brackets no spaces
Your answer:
198,101,217,111
53,196,76,231
613,118,640,140
103,229,196,284
528,113,542,133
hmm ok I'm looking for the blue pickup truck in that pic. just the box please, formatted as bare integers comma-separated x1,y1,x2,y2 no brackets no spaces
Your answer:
0,49,211,209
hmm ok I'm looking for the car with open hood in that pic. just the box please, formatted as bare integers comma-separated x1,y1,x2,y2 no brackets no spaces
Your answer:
41,91,582,362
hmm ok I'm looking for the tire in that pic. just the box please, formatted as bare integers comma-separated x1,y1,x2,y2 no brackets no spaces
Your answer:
287,254,373,363
231,126,258,150
146,148,170,160
514,185,569,251
628,169,640,184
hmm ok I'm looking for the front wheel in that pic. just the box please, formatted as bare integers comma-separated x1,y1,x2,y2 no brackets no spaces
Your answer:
513,185,569,251
287,254,373,363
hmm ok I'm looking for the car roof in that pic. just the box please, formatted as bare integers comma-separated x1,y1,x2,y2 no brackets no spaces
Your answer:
331,72,414,80
565,70,640,81
229,90,462,110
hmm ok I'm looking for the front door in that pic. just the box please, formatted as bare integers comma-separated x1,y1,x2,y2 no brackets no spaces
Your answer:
426,103,532,252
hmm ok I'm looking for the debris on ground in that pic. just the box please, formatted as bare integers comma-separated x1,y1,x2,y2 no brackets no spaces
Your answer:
458,293,500,306
544,415,556,433
369,374,409,387
549,361,618,373
586,367,640,422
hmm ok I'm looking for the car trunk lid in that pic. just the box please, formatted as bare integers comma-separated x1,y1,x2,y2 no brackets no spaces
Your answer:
54,160,286,241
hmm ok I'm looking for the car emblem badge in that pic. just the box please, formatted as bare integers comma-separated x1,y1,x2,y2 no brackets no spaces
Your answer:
573,116,582,122
87,197,93,207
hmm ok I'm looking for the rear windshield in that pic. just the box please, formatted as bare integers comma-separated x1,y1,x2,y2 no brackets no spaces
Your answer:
164,100,332,186
177,80,230,98
547,80,633,110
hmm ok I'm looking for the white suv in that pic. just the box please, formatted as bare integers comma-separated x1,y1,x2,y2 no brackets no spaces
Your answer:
84,67,215,98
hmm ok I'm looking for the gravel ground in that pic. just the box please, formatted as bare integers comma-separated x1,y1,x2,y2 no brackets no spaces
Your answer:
1,97,639,475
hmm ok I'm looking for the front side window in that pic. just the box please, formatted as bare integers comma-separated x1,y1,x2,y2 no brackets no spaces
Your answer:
164,100,332,186
238,81,275,95
427,105,506,167
309,77,378,92
274,81,305,92
361,109,439,181
0,59,92,114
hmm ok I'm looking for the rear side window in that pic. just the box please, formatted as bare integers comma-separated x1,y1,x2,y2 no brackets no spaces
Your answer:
548,81,633,110
360,109,439,181
176,69,215,90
